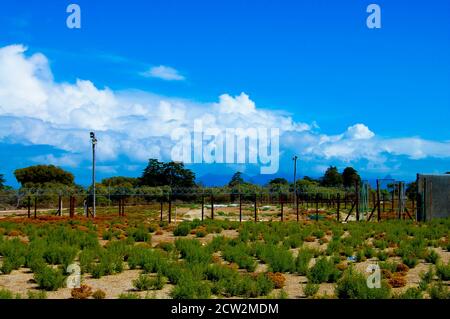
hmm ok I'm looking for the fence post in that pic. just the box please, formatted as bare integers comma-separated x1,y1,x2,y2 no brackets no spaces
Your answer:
168,195,172,224
337,193,340,222
315,193,319,221
254,194,257,222
377,179,381,222
27,196,31,218
239,193,242,223
69,196,75,218
201,194,205,222
210,194,214,220
280,193,284,222
356,181,360,222
34,197,37,219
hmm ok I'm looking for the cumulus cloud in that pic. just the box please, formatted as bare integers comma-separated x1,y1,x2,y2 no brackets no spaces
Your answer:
0,44,449,174
141,65,185,81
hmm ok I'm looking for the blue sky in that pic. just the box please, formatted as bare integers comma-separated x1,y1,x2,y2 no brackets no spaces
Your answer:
0,0,449,187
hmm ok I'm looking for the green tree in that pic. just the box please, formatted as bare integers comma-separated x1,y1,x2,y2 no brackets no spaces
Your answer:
228,172,245,188
14,165,74,187
321,166,343,187
101,176,139,188
0,174,5,189
342,167,361,188
140,159,196,189
268,178,289,186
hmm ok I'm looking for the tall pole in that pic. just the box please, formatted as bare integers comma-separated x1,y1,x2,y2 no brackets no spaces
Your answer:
90,132,97,218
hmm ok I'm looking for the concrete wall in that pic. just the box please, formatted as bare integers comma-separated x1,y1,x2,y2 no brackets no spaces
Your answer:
417,174,450,221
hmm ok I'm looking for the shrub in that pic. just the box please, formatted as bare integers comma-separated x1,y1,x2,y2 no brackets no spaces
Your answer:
401,255,418,268
173,223,192,237
307,257,340,284
175,239,211,264
118,293,141,299
34,266,66,291
396,288,423,299
418,267,434,291
27,290,48,299
170,278,211,299
128,227,151,242
436,261,450,281
222,244,256,272
71,284,93,299
425,249,439,264
428,281,449,299
303,282,319,298
92,289,106,299
267,272,286,289
388,274,407,288
133,274,153,291
255,244,295,273
0,289,14,299
335,268,391,299
377,251,388,261
295,249,313,275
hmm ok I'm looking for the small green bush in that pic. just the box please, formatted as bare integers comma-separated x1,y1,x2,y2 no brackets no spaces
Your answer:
395,288,423,299
34,266,66,291
27,290,48,299
170,278,211,299
402,255,418,268
436,261,450,281
335,268,391,299
295,249,313,275
118,292,141,299
425,249,439,264
303,282,319,298
428,281,449,299
173,223,192,237
307,257,340,284
133,274,153,291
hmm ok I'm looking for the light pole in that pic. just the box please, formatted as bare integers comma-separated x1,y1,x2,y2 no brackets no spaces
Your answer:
293,155,298,210
90,132,97,218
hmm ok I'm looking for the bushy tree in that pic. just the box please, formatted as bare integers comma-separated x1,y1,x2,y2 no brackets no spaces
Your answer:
140,159,196,189
228,172,244,188
14,165,74,187
342,167,361,188
321,166,343,187
0,174,5,189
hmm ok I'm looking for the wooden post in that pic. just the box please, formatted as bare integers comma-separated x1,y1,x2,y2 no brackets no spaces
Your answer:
355,181,360,222
34,197,37,219
168,195,172,224
254,194,257,222
160,200,163,222
27,196,31,218
376,180,381,222
337,193,340,222
239,193,242,223
210,194,214,220
58,195,62,216
69,196,75,218
398,182,402,220
391,186,395,213
201,194,205,222
296,192,299,222
280,193,284,222
315,193,319,221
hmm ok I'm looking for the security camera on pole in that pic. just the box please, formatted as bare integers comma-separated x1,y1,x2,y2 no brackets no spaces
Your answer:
90,132,97,218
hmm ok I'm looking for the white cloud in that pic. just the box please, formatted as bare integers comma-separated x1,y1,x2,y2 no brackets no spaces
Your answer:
0,44,449,174
141,65,185,81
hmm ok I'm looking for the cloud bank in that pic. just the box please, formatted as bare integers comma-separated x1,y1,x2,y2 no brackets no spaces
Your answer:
0,44,449,175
